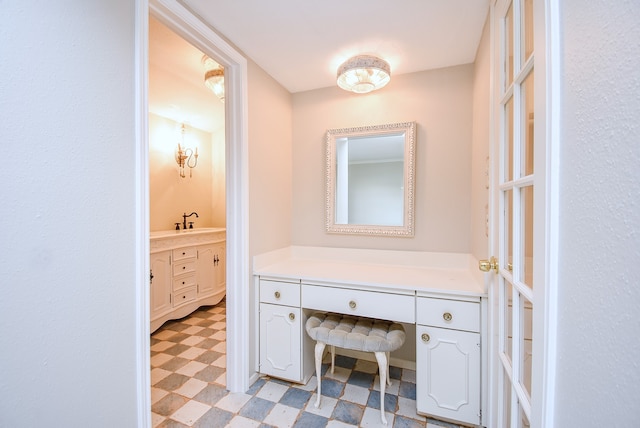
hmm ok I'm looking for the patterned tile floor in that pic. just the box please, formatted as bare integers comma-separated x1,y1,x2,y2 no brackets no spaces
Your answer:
151,300,467,428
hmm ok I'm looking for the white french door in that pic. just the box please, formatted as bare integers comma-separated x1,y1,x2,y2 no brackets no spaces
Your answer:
488,0,556,426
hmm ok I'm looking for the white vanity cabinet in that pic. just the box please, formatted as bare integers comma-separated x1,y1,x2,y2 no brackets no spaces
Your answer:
150,228,226,333
416,295,481,426
258,278,314,383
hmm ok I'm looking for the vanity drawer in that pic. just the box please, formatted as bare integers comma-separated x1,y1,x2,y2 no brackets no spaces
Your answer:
173,260,196,277
302,284,415,324
416,297,479,332
173,247,196,261
173,274,196,292
260,280,300,307
173,287,197,307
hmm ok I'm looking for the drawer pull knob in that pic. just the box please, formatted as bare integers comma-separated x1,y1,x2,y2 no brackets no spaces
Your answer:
421,333,430,343
349,300,357,309
289,313,295,321
274,291,281,299
443,312,452,321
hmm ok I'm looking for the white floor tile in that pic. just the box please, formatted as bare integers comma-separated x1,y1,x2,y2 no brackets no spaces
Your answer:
396,396,425,421
182,325,205,335
174,378,208,398
215,371,226,386
211,354,226,368
325,365,351,383
150,341,175,352
256,381,289,402
212,341,226,353
151,412,165,428
211,330,226,341
327,420,357,428
341,383,370,405
372,375,400,395
294,375,317,392
176,360,208,377
215,392,252,413
180,335,205,347
150,353,173,368
360,406,394,427
211,321,226,329
263,403,300,428
150,368,171,385
170,400,211,426
401,368,416,383
178,346,207,360
304,394,337,418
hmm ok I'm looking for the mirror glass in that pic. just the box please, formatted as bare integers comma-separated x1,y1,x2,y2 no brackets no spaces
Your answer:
326,122,416,237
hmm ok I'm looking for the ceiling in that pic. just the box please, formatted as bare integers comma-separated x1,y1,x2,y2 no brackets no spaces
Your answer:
149,0,490,132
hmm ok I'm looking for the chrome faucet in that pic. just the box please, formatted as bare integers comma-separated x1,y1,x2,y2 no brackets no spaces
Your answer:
182,212,199,229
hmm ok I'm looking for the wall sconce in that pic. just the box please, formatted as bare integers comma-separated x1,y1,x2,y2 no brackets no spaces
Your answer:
175,124,198,178
337,55,391,94
202,55,225,103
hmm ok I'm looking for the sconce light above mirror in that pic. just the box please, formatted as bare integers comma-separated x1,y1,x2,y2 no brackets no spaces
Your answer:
175,124,198,178
326,122,416,237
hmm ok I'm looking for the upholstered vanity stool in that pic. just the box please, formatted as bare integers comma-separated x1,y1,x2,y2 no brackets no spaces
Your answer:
305,312,406,425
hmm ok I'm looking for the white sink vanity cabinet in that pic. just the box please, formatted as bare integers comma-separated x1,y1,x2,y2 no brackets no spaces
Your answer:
253,246,487,427
150,228,226,333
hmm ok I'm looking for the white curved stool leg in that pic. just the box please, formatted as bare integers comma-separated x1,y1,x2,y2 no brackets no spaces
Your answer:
374,351,388,425
314,341,326,408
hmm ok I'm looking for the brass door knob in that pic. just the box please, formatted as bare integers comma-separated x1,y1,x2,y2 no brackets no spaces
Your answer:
421,333,430,343
274,291,281,299
289,313,295,321
443,312,452,322
479,256,499,273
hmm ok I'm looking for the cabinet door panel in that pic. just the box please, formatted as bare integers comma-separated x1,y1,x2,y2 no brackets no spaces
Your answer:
150,251,172,317
416,325,480,426
259,303,301,382
196,244,215,296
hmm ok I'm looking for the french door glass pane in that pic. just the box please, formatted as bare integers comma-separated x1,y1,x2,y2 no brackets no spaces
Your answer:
520,295,533,399
505,97,514,181
522,0,534,63
522,72,535,176
505,4,514,91
521,185,534,289
505,189,513,271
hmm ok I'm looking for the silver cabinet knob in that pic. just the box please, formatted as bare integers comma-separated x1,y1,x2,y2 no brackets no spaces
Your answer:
349,300,357,309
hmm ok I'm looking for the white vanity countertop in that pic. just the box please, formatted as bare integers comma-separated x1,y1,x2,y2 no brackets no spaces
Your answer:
150,227,226,240
254,246,486,298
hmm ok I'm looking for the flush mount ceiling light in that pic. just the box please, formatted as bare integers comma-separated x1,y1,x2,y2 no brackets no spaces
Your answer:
336,55,391,94
202,55,225,103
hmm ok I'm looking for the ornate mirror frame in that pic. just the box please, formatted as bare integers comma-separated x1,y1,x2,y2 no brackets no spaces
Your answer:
325,121,416,237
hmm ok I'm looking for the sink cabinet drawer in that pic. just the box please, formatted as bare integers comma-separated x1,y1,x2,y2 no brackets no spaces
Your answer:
302,284,415,324
173,287,197,307
416,297,479,332
260,279,300,307
173,274,196,292
173,260,196,277
173,247,196,261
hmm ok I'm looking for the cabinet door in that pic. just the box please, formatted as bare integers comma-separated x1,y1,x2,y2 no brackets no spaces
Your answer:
416,325,481,426
214,242,226,293
196,244,216,296
259,303,301,382
150,251,172,318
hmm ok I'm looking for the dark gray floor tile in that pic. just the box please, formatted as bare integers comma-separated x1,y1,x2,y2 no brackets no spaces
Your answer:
367,390,398,413
239,396,276,421
399,380,417,399
320,378,344,398
279,387,312,409
347,370,375,389
154,373,190,392
193,383,228,406
192,407,233,428
151,393,188,417
292,411,329,428
332,400,364,425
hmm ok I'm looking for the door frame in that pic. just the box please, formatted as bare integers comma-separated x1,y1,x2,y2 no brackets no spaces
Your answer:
135,0,250,426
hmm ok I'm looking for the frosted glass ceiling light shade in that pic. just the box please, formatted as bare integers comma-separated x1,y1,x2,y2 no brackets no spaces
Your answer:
202,55,225,103
337,55,391,94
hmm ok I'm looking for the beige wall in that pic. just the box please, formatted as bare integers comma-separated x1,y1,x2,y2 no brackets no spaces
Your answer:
291,64,474,252
471,16,491,260
149,113,225,231
248,59,294,256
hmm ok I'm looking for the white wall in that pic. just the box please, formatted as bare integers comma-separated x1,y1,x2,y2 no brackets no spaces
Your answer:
292,65,474,252
555,1,640,426
0,1,139,426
